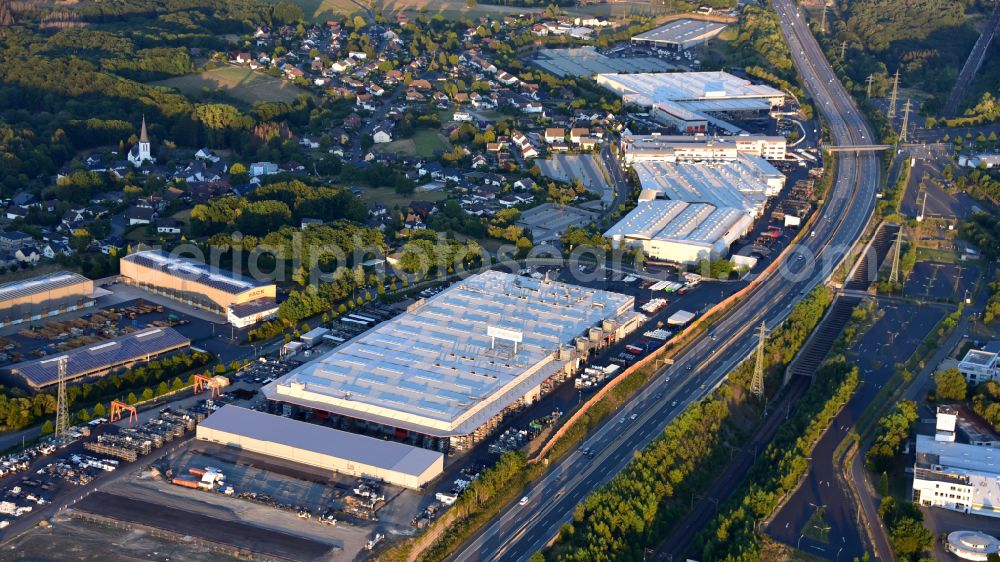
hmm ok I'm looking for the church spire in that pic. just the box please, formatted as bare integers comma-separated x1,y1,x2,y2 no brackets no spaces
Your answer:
139,115,149,143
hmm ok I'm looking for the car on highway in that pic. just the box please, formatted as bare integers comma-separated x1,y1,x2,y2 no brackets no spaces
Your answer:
630,414,638,421
655,392,662,399
519,496,529,506
619,417,626,424
671,400,678,407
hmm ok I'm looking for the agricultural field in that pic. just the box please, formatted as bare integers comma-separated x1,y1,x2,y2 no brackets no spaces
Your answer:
152,66,308,105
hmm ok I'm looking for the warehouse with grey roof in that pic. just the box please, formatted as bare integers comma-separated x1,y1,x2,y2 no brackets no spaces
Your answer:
604,200,752,264
264,271,644,451
631,19,728,50
197,405,444,489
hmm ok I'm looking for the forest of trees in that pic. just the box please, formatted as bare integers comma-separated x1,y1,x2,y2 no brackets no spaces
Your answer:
865,399,919,473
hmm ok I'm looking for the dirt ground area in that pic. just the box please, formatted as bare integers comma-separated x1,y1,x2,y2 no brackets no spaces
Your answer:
105,474,370,560
0,516,240,562
73,491,334,561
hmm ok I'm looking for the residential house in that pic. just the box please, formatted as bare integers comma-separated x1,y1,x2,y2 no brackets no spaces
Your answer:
373,121,394,144
155,218,182,234
569,128,590,143
544,128,566,143
126,206,156,226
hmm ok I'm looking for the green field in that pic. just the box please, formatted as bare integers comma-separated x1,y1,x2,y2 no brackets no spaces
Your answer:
376,129,450,158
153,66,308,104
261,0,548,21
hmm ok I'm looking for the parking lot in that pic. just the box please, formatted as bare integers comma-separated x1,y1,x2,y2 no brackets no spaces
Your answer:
537,154,613,204
531,46,678,77
515,203,598,244
904,261,979,301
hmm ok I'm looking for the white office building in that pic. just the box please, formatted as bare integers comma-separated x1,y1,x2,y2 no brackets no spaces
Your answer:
958,342,1000,384
913,433,1000,518
620,132,787,164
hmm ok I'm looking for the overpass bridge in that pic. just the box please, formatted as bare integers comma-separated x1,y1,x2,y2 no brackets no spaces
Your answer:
825,144,892,152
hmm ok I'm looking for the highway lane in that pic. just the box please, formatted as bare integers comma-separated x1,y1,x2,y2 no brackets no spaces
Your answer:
450,3,880,560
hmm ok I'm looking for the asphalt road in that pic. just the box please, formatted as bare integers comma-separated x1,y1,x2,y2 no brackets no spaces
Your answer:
448,2,882,560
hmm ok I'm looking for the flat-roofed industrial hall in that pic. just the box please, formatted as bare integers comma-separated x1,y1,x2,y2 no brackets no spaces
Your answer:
0,271,101,328
197,405,444,489
264,271,644,451
120,250,278,327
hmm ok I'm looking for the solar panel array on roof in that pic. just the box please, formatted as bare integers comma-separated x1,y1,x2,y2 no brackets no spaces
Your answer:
9,327,190,388
122,250,263,295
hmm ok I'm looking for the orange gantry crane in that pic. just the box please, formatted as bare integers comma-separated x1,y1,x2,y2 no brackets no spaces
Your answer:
193,373,223,398
109,399,138,426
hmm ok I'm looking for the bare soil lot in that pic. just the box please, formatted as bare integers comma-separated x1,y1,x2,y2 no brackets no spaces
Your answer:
74,491,336,561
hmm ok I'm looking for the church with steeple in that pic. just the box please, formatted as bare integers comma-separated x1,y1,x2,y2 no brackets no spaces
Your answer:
128,116,155,168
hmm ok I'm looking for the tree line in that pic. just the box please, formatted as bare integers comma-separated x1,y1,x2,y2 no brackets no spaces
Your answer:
1,350,210,432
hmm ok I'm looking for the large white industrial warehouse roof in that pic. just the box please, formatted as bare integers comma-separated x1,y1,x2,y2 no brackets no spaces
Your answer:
604,200,751,249
633,155,784,217
265,271,637,437
631,19,728,47
595,71,785,108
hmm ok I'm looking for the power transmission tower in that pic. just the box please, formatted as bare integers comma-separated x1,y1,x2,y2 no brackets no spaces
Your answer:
887,69,900,119
751,322,766,398
839,41,847,59
889,229,903,285
865,74,874,98
54,356,69,438
820,1,828,33
900,98,912,142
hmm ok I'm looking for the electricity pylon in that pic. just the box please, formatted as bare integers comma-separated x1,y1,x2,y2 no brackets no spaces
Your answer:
889,230,903,285
900,98,912,142
55,356,69,438
751,322,766,398
865,74,874,98
887,69,900,119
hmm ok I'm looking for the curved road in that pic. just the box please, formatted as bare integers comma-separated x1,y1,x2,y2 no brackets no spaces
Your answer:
450,3,881,560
